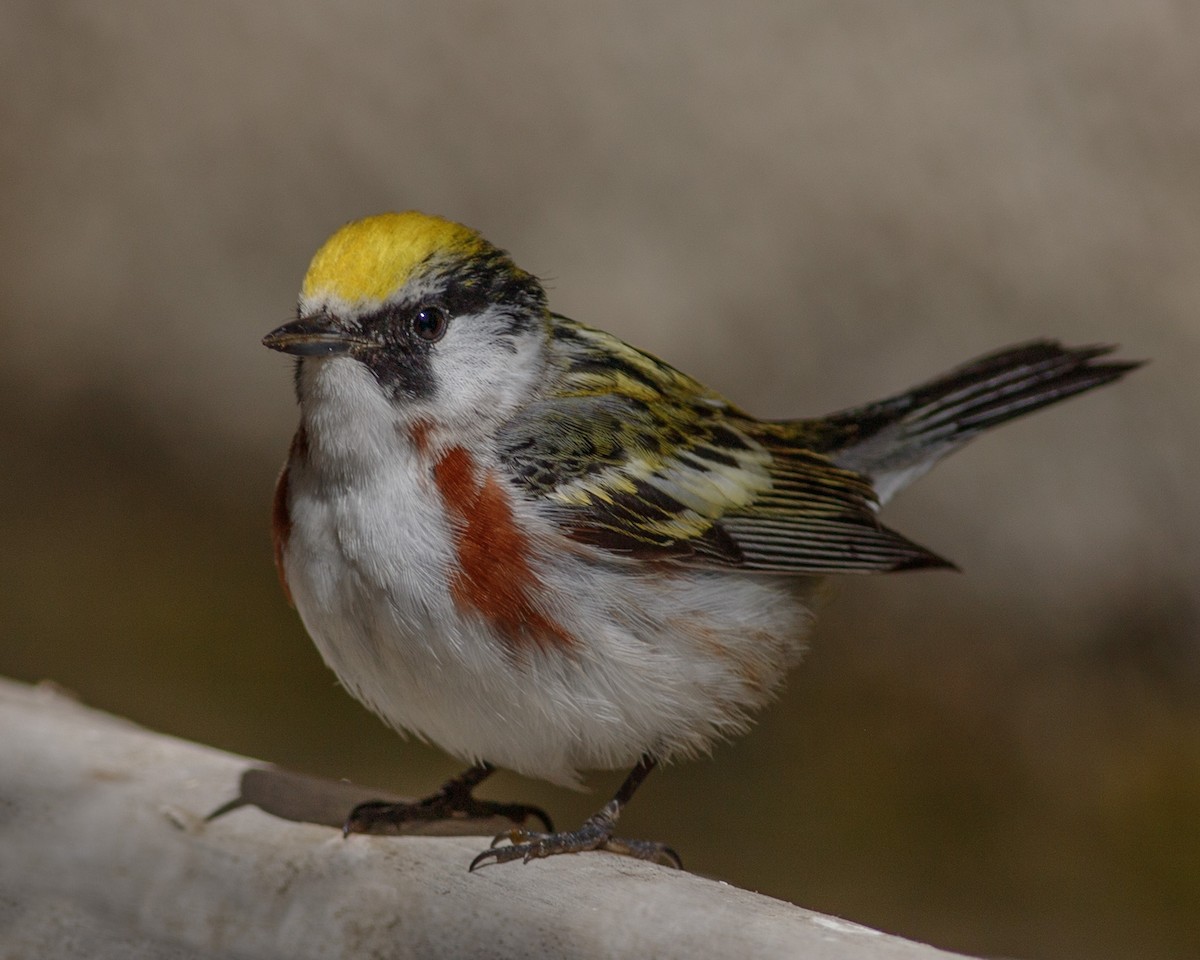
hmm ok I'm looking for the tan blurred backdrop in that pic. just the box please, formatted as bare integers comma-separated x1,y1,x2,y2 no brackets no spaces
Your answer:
2,3,1197,958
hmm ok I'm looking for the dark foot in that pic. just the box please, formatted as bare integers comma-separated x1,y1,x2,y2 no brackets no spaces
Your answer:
342,763,553,837
468,800,682,871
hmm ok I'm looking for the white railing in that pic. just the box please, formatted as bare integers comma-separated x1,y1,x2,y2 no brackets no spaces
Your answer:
0,678,971,959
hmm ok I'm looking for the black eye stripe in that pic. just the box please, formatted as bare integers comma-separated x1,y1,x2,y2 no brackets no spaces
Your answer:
440,281,489,317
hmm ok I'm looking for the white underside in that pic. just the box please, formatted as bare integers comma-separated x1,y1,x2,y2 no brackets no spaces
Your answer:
283,359,817,786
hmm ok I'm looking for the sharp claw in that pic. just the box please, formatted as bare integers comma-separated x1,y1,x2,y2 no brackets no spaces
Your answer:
343,800,407,837
470,842,528,871
342,804,371,837
468,849,493,872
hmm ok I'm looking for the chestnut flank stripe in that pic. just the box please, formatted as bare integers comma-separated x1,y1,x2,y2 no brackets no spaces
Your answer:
272,426,308,606
433,446,574,653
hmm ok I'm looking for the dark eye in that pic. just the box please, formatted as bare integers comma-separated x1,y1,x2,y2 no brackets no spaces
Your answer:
411,305,449,342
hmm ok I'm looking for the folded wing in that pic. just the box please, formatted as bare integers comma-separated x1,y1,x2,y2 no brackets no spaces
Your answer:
498,320,951,575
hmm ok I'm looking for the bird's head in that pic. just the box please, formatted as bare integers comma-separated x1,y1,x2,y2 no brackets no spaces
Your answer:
264,212,551,431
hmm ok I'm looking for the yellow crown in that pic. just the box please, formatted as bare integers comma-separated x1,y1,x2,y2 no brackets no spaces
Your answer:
301,212,485,304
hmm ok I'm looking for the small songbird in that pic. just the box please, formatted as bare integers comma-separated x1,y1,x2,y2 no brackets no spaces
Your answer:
263,211,1138,870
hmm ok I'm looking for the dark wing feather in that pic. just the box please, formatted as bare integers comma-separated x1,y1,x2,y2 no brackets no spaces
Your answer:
497,318,951,575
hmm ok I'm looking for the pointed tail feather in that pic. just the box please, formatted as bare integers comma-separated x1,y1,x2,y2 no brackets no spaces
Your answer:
813,341,1142,503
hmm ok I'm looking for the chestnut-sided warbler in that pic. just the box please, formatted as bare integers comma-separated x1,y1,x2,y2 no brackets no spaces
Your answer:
263,211,1138,870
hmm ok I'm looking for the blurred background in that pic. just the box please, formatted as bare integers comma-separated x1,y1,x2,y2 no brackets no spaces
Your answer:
2,2,1197,957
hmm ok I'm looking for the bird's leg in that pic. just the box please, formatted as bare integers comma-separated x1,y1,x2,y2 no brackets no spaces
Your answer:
343,762,554,836
468,755,681,870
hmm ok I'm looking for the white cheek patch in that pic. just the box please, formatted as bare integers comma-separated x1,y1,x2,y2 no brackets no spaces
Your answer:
431,308,546,425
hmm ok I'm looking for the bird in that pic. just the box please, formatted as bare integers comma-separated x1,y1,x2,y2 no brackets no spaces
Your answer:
263,211,1139,870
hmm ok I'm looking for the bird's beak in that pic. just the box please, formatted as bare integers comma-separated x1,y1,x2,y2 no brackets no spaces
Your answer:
262,314,366,357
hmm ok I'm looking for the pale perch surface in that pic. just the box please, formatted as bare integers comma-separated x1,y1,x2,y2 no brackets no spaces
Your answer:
0,678,973,959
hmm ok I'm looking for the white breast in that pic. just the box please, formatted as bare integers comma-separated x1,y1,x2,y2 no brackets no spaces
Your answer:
282,358,816,786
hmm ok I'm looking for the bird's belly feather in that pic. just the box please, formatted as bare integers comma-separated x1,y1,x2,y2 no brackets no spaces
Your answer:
284,457,814,786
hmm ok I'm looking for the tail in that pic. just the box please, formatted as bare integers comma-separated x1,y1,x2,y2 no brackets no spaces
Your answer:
811,341,1142,504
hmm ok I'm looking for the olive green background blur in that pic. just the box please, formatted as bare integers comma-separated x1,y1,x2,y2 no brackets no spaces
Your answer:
2,3,1197,958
